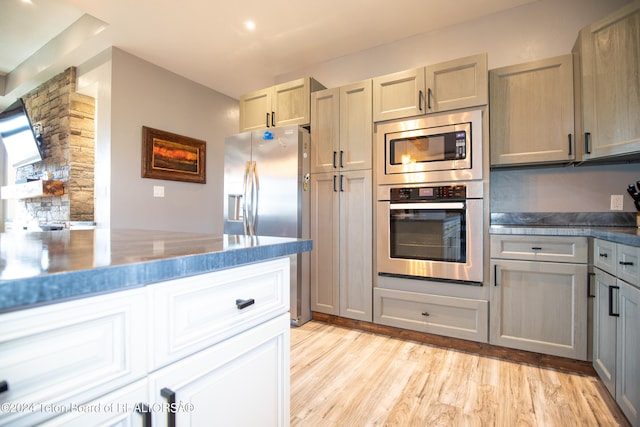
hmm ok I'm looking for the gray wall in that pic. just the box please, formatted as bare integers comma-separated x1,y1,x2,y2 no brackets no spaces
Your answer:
277,0,639,214
108,48,238,232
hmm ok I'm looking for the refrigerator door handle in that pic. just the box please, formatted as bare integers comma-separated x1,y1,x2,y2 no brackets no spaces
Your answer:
251,161,259,234
242,160,251,235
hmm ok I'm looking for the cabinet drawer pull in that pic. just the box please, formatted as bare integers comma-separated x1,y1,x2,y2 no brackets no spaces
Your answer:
160,388,176,427
271,111,275,127
0,380,8,394
427,88,433,110
599,252,608,258
619,261,634,266
236,298,255,310
340,150,344,168
266,112,270,128
333,151,337,169
568,134,573,156
608,285,620,317
585,132,591,154
418,90,424,111
421,311,430,317
531,247,542,251
136,403,152,427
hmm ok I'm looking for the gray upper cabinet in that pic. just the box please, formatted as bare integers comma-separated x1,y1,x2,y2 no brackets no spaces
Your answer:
573,2,640,161
490,55,575,167
426,53,488,113
310,80,372,174
372,53,487,122
239,77,325,132
372,68,426,122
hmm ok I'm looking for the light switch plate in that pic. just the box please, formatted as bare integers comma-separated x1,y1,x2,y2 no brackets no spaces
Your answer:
153,186,165,198
611,194,623,211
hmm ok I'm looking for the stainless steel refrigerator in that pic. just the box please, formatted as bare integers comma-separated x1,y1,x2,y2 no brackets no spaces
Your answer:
223,125,311,326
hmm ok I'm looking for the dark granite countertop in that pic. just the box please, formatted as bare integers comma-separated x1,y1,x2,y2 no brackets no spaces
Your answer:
0,229,312,313
490,212,640,247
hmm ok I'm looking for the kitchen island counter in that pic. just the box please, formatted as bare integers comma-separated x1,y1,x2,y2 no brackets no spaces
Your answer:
0,228,312,312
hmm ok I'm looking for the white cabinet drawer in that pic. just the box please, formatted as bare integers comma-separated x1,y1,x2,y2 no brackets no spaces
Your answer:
617,243,640,287
491,235,588,263
40,379,149,427
148,257,290,370
374,287,488,343
594,238,617,275
0,288,147,427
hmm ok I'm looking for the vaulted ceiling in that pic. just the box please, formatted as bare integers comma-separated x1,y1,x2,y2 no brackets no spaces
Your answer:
1,0,537,105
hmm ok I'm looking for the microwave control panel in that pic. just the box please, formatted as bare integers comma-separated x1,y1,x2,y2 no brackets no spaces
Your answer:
390,185,466,202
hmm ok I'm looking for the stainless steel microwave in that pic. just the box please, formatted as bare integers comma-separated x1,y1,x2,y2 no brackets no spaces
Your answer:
376,109,484,185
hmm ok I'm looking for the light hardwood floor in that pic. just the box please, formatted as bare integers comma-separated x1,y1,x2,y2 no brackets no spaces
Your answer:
290,321,630,427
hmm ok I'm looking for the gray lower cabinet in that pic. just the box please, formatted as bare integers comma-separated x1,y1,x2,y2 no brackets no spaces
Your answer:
310,170,372,321
373,286,489,343
490,235,589,360
593,268,617,394
593,238,640,427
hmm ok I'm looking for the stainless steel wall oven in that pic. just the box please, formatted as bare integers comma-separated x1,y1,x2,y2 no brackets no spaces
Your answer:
377,182,484,284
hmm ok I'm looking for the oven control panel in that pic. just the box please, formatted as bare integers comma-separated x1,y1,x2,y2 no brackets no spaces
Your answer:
390,185,466,201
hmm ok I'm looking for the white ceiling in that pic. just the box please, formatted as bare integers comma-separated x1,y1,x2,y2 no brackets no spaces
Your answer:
1,0,537,101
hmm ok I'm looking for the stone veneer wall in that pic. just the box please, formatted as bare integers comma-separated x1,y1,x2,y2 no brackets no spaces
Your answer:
14,67,95,225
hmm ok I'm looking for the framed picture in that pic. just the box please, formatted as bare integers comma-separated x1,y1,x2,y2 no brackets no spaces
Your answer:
141,126,206,184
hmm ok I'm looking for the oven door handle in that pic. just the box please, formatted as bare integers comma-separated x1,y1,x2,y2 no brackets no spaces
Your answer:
389,202,465,210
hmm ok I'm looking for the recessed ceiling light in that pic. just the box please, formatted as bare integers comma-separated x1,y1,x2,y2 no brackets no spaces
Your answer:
21,0,33,4
244,20,256,31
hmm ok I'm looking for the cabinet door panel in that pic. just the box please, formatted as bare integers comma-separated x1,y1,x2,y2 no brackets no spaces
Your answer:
340,81,372,171
490,259,588,359
617,280,640,426
310,88,340,174
339,170,372,321
239,88,272,132
593,268,617,396
427,53,488,112
490,55,574,166
310,172,340,315
148,314,289,427
578,4,640,160
274,78,310,127
373,68,425,122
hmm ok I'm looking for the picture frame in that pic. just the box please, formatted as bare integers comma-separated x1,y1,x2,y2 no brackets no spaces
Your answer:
141,126,206,184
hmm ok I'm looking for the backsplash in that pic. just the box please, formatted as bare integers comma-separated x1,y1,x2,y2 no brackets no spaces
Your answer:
12,67,95,226
491,212,636,227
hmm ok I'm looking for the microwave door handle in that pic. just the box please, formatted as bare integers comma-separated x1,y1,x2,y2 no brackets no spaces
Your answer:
389,202,465,210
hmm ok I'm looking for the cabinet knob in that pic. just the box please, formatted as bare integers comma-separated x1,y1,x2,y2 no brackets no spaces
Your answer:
599,252,608,258
619,261,634,266
421,311,430,317
0,380,8,394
